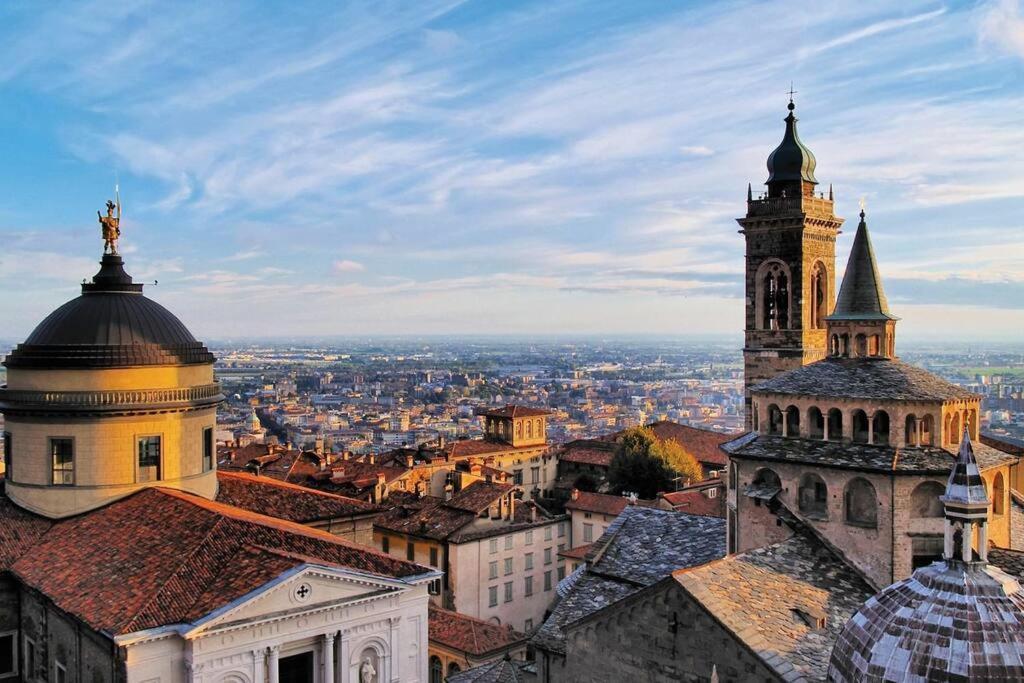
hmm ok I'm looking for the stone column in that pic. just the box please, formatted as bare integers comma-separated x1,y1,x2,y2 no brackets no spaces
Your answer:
867,415,874,445
944,522,953,560
979,521,989,562
339,630,351,683
322,633,336,683
268,645,280,683
253,648,267,683
962,524,973,563
389,616,402,682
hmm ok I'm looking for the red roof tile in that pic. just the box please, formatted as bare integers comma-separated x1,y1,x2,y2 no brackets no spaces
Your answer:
446,481,515,515
558,444,615,467
375,497,476,541
558,544,593,561
215,471,378,523
565,491,630,516
658,488,725,518
603,421,735,468
429,606,526,656
0,492,52,571
8,487,427,635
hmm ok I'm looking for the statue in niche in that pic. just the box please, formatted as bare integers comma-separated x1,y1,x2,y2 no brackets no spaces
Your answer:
359,656,377,683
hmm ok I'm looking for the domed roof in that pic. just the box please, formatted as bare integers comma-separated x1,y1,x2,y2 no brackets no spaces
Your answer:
766,101,818,185
5,254,215,369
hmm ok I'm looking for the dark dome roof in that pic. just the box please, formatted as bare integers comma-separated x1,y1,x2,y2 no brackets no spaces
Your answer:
766,102,817,185
5,254,215,369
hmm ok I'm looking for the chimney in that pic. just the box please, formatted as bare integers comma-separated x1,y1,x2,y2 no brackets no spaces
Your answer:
342,451,351,461
438,434,446,449
375,473,387,503
444,484,454,502
571,488,580,501
530,505,537,523
406,454,415,469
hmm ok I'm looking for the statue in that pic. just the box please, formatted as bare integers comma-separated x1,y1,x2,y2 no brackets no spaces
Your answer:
359,656,377,683
98,197,121,255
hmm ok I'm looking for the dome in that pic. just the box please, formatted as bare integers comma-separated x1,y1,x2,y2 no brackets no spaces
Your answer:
4,254,214,369
766,101,818,185
828,563,1024,681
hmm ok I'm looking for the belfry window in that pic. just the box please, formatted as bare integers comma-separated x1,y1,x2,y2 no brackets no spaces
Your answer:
137,436,162,482
762,267,790,330
50,438,74,486
809,263,827,329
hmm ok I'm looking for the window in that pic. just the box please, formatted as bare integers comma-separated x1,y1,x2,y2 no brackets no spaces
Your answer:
430,547,439,567
852,410,869,444
2,432,11,483
55,661,67,683
137,436,162,482
544,526,552,541
798,473,829,519
767,404,783,435
203,427,214,472
525,576,534,596
505,535,513,550
448,662,462,677
382,537,390,554
429,578,442,595
488,586,498,607
489,539,498,554
808,407,824,440
504,557,513,575
0,631,16,678
530,467,540,484
525,619,533,632
544,547,552,565
557,543,565,553
911,481,945,518
993,473,1007,516
844,478,878,528
525,552,534,570
557,566,566,580
706,488,717,498
513,469,523,485
23,637,35,680
544,570,552,591
809,262,827,329
872,411,890,446
504,581,513,602
584,512,593,519
525,530,533,545
827,409,843,442
50,438,74,486
558,523,566,538
406,541,415,562
430,656,444,683
583,523,594,543
489,561,499,580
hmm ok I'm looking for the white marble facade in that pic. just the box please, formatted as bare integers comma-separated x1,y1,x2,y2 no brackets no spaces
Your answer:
120,565,436,683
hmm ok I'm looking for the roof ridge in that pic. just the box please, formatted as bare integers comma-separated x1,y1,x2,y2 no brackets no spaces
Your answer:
217,470,375,508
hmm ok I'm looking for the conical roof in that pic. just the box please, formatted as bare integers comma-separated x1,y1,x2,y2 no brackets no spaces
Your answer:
827,211,898,322
942,428,989,507
766,101,817,185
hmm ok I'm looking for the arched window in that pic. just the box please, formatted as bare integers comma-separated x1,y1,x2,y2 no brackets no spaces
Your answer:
872,410,890,446
827,409,843,441
840,333,850,356
830,334,841,356
869,335,880,356
993,472,1006,516
949,413,961,444
809,262,827,329
844,478,878,528
449,662,462,675
905,414,918,447
536,419,543,438
854,334,867,357
966,410,978,440
430,656,444,683
910,481,945,518
852,410,869,444
753,468,781,490
516,421,523,438
767,404,783,436
808,407,824,440
920,415,934,446
799,473,829,519
526,421,533,439
756,261,791,331
785,406,800,437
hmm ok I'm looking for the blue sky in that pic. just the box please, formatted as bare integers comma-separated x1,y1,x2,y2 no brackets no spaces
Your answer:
1,0,1023,341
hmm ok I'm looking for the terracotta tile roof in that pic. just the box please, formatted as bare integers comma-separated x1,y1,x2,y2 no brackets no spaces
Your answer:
565,491,631,516
215,471,378,523
0,490,52,571
446,481,515,515
558,544,593,561
557,442,615,467
597,421,734,469
374,497,476,541
7,487,427,636
658,487,725,518
444,440,519,458
674,533,873,683
429,606,526,656
481,406,552,418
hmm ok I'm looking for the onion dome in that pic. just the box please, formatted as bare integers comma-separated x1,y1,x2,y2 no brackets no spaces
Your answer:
766,100,818,185
828,433,1024,681
4,253,214,369
827,210,899,322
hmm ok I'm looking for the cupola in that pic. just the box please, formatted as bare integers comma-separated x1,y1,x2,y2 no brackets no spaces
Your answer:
765,99,818,198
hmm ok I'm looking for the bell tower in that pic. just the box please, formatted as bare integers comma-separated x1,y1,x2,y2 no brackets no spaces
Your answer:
737,99,843,428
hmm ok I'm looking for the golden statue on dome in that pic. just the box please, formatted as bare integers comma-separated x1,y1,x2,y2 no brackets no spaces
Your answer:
98,188,121,254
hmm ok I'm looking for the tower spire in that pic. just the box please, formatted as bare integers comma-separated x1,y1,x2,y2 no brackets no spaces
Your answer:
941,429,990,564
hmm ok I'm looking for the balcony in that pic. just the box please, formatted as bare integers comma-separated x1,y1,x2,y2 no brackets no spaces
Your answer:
746,194,834,219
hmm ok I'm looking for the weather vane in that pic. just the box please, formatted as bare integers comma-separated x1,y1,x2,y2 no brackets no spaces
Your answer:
97,184,122,255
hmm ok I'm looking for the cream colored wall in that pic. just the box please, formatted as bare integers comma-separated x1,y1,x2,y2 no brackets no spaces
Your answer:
123,636,187,683
6,363,214,391
570,509,615,548
5,407,216,518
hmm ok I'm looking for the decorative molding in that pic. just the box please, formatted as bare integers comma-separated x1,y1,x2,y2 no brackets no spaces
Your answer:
0,382,223,415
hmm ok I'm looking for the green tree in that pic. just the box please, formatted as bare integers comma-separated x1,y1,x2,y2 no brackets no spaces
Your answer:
608,427,704,499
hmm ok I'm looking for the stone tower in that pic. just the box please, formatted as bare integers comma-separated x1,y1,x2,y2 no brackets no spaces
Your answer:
737,100,843,427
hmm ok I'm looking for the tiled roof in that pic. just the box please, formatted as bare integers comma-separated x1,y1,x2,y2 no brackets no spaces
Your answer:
215,471,378,523
444,439,541,459
447,504,564,544
565,491,630,516
829,561,1024,682
446,657,532,683
982,432,1024,457
944,431,988,506
558,544,593,561
6,487,427,636
481,406,552,418
659,487,725,518
374,497,476,541
0,490,52,571
558,443,615,467
532,506,725,654
990,547,1024,578
752,357,977,402
723,433,1015,474
675,533,874,683
601,421,735,468
429,606,526,656
446,481,515,515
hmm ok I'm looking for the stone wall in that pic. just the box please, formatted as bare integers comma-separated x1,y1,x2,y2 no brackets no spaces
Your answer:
562,580,780,683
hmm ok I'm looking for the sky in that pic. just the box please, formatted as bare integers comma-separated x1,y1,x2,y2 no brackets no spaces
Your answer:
1,0,1023,342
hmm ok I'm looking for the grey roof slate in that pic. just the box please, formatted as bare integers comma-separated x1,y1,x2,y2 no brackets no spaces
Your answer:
446,658,530,683
827,213,896,322
751,357,977,402
531,506,725,654
723,433,1015,475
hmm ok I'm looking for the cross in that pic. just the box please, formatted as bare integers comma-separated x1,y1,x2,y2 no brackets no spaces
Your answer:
296,584,311,599
787,82,797,103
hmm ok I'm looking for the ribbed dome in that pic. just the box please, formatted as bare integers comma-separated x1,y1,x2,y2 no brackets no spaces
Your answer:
766,102,818,185
5,254,215,369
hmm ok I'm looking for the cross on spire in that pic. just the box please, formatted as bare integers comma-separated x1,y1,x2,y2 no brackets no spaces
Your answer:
787,82,797,103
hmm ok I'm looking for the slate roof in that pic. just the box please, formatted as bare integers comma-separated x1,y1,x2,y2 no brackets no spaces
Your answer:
943,431,989,506
722,433,1015,475
675,533,874,683
751,357,976,402
4,487,429,636
990,548,1024,579
446,481,515,515
826,213,897,322
429,606,526,657
374,497,475,542
215,471,379,523
446,657,532,683
531,506,725,655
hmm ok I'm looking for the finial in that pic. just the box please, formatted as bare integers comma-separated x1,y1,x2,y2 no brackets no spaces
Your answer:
858,196,866,220
747,182,752,201
828,183,833,201
787,82,797,111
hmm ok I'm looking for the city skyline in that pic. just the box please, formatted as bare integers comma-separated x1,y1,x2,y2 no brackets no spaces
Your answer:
2,0,1023,339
